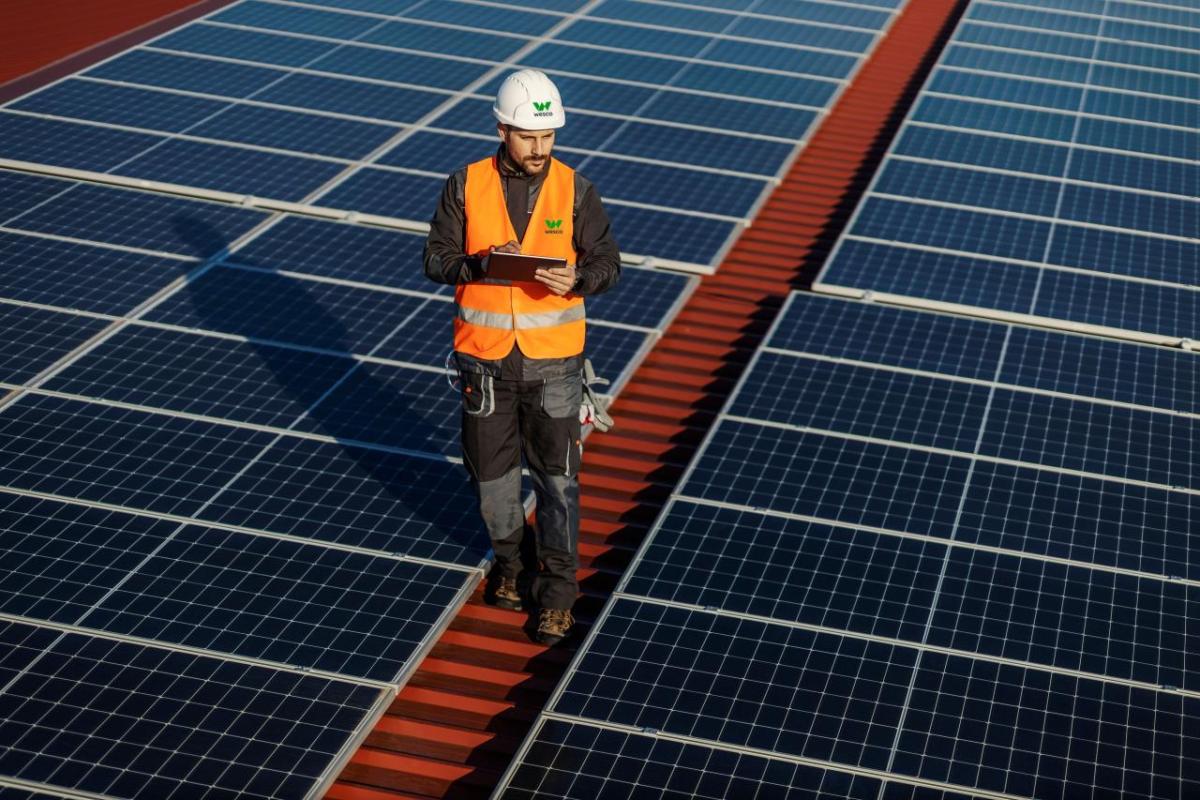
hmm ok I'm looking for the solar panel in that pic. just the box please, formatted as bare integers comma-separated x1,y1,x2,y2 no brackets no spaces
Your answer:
500,291,1200,798
814,0,1200,342
0,0,902,794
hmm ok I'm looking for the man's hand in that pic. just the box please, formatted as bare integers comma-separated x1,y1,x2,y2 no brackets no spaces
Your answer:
480,240,521,274
535,264,577,296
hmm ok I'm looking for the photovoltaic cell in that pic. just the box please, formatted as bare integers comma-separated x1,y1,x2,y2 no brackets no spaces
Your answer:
0,621,60,688
0,113,161,173
362,21,526,62
0,629,383,800
210,1,382,40
0,171,70,224
315,167,450,219
187,103,400,160
604,203,736,266
308,45,491,89
84,49,287,98
0,305,108,384
255,72,449,124
583,266,691,330
153,22,340,67
9,79,229,133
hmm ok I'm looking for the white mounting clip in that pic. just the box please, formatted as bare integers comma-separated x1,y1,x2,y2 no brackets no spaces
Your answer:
1179,338,1197,351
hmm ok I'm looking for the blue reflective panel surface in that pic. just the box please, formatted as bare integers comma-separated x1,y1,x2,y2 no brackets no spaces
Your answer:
627,501,945,640
0,305,107,384
144,265,431,355
0,630,381,800
154,22,339,66
1090,63,1200,99
295,0,421,12
257,72,448,123
892,653,1200,799
0,394,277,516
46,325,355,428
0,621,59,685
196,437,487,564
818,239,1040,314
211,0,381,39
0,112,160,172
1076,117,1200,160
293,362,457,454
308,45,491,89
732,353,990,451
1096,40,1200,76
604,202,735,266
1032,269,1200,339
967,2,1100,34
849,198,1051,262
316,168,448,219
499,718,883,800
875,160,1062,216
895,126,1069,176
377,131,488,174
0,169,71,225
406,0,561,35
0,233,189,314
1107,19,1200,52
767,294,1006,380
11,183,267,257
1083,90,1200,130
10,79,229,132
645,90,818,139
941,44,1090,82
956,21,1097,58
568,154,765,217
1047,226,1200,285
1059,184,1198,238
0,493,175,623
363,20,526,60
85,50,288,98
684,419,971,534
1068,148,1199,198
229,216,432,292
927,70,1083,111
927,548,1198,688
911,96,1077,142
577,324,652,387
604,121,794,176
705,38,858,78
118,139,344,201
583,266,690,330
554,598,918,769
81,525,468,681
191,103,399,159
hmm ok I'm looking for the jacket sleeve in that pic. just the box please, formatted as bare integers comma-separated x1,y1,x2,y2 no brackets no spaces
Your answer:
571,175,621,297
423,168,484,285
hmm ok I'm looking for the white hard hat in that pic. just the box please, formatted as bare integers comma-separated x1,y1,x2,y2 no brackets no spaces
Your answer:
493,69,565,130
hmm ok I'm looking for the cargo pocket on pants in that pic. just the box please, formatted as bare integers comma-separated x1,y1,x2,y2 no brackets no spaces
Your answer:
461,371,495,417
540,372,583,420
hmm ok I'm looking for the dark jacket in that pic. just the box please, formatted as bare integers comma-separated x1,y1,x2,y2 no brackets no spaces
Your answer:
423,145,621,380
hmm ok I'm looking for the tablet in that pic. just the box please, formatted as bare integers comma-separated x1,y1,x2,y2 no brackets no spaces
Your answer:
484,251,567,282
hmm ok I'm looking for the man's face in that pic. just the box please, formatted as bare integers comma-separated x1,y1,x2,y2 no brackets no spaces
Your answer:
499,124,555,175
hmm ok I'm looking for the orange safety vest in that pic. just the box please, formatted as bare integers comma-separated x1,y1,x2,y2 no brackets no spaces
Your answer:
455,155,584,360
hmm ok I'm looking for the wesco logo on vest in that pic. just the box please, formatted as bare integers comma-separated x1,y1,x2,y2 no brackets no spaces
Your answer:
544,218,564,234
532,100,553,117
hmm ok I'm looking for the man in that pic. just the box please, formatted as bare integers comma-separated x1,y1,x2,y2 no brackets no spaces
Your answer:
423,69,620,645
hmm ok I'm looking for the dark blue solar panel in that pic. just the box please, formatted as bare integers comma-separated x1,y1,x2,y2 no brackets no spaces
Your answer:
1068,149,1199,197
85,50,287,98
154,22,339,67
362,20,526,61
406,0,560,35
766,294,1006,380
211,0,381,39
189,104,400,159
0,113,160,172
46,325,355,428
1058,184,1197,238
10,183,267,257
0,630,383,800
605,203,735,266
1076,116,1200,161
959,461,1200,580
941,44,1090,82
292,362,458,454
583,266,690,330
316,167,448,219
308,43,491,89
606,120,795,176
625,500,945,641
1048,225,1200,286
80,525,468,681
0,170,69,224
9,79,228,132
256,72,449,123
558,19,713,58
578,325,652,386
894,126,1069,176
228,216,435,293
118,139,344,201
196,437,488,565
0,393,277,517
0,305,107,384
1107,19,1200,52
643,90,817,139
553,598,918,769
1090,62,1200,98
967,2,1100,34
927,547,1197,689
911,96,1077,142
683,419,971,535
297,0,421,13
875,160,1062,217
1083,90,1200,130
849,199,1051,262
500,718,883,800
676,61,837,107
1096,41,1200,76
928,69,1084,111
1032,268,1200,339
755,0,890,28
144,265,432,355
0,622,61,692
567,154,765,218
956,21,1096,58
0,232,189,314
376,131,488,175
817,239,1040,313
735,352,988,451
706,37,857,78
891,653,1200,799
0,492,178,623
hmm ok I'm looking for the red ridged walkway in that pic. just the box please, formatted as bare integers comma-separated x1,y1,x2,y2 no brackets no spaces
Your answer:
325,1,967,798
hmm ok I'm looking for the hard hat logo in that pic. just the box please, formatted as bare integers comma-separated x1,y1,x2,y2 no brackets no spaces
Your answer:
493,69,566,130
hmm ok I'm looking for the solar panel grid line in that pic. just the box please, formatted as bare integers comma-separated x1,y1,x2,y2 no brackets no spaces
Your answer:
494,712,1030,800
0,609,401,691
608,0,891,34
961,16,1198,54
934,63,1199,106
945,40,1200,83
978,0,1200,34
912,98,1199,138
0,778,98,800
0,226,197,264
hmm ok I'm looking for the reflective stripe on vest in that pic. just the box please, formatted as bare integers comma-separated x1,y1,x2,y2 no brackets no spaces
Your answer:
454,155,583,360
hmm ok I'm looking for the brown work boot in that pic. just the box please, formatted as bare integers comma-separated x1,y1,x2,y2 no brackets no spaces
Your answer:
536,608,574,645
488,576,523,611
